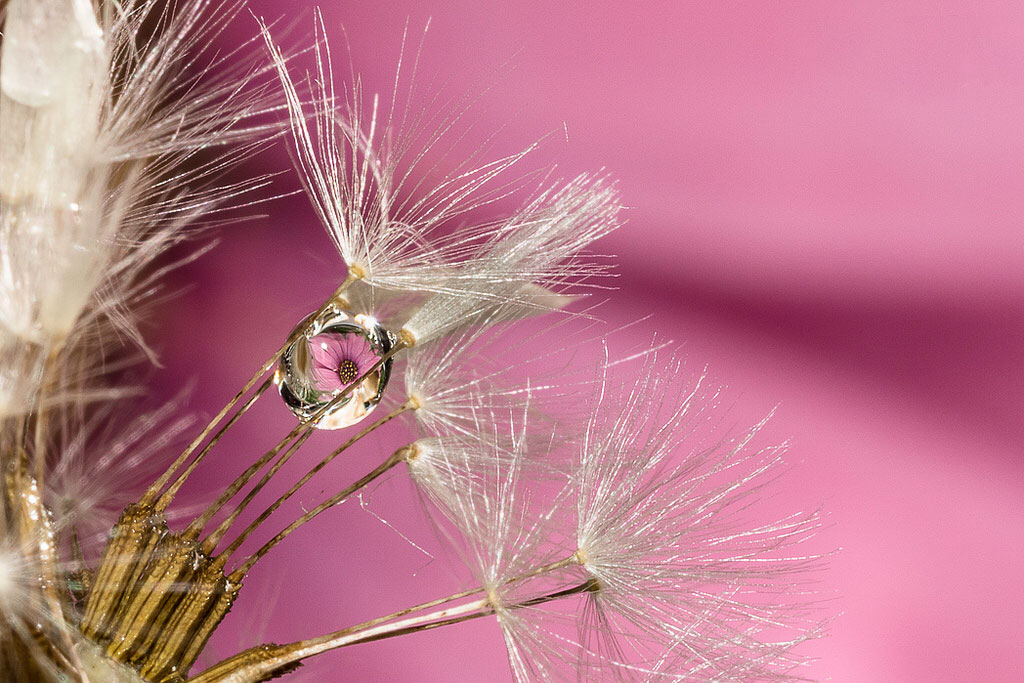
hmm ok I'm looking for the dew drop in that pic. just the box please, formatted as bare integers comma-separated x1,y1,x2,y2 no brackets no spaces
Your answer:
275,304,395,429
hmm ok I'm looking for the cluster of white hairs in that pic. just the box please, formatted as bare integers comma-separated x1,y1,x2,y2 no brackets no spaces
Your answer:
1,0,279,414
0,1,824,681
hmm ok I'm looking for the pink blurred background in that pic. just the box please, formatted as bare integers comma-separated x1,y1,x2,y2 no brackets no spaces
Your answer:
150,2,1024,680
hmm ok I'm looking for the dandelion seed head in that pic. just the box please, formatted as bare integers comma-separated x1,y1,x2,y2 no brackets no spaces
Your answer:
408,349,823,681
0,4,829,679
401,321,519,441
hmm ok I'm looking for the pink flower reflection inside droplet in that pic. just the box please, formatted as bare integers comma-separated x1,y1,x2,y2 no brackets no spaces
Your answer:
308,332,380,392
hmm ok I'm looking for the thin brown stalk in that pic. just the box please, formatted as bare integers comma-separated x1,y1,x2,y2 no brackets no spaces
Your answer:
314,554,580,639
233,444,413,576
218,401,413,560
155,376,274,512
201,428,316,554
190,563,596,683
142,273,360,507
183,419,311,540
185,341,408,541
342,578,601,647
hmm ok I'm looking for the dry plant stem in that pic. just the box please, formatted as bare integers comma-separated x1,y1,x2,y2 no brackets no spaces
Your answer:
281,598,494,657
201,429,316,554
79,506,162,641
302,578,602,650
141,368,275,508
233,444,413,576
184,418,311,541
97,416,319,657
218,401,414,560
190,561,595,683
203,400,411,553
339,577,602,646
331,555,582,637
79,283,419,674
77,359,410,665
4,464,84,682
142,273,362,507
156,376,275,512
186,342,407,542
2,415,78,679
4,475,67,679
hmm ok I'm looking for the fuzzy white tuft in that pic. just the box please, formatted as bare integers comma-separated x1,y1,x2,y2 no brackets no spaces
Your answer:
263,15,539,294
400,173,621,345
569,353,823,680
1,0,280,416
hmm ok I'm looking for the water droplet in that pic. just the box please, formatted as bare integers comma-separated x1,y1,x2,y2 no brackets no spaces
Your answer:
275,304,395,429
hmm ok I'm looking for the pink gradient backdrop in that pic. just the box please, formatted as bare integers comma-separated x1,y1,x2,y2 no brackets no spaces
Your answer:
150,2,1024,680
